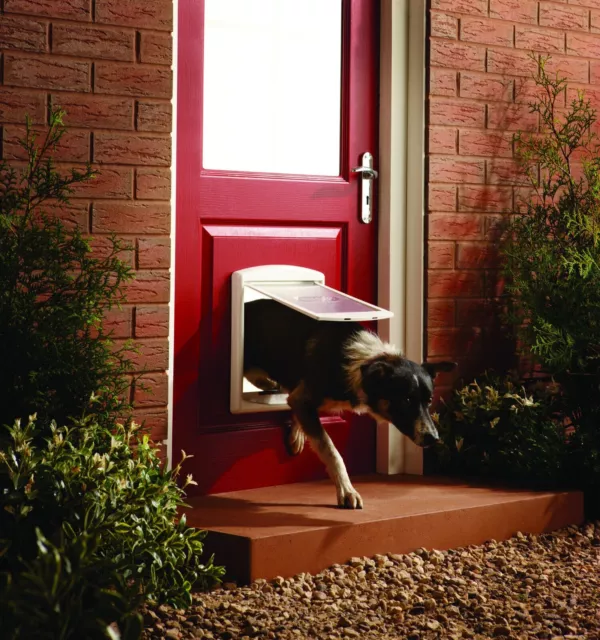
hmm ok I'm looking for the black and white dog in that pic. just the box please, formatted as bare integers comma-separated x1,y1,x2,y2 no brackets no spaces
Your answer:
244,299,456,509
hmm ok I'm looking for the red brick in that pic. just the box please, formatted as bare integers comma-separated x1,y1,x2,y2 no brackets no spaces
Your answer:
431,0,487,15
460,17,514,47
515,26,565,54
592,10,600,33
3,125,90,163
590,60,600,84
487,159,531,185
122,338,169,372
94,133,171,166
456,299,498,325
137,101,172,133
103,306,133,339
428,241,455,269
514,77,559,105
135,305,169,338
487,49,540,77
0,15,47,52
133,371,168,407
429,157,485,183
567,86,600,110
428,299,456,328
456,242,500,269
44,200,89,230
92,202,170,234
95,0,172,31
571,0,600,6
431,12,458,39
430,69,457,97
0,88,46,123
428,184,457,211
428,270,484,298
430,40,485,72
135,168,171,200
4,0,90,20
544,55,589,83
458,186,513,212
487,104,538,131
95,62,171,98
70,165,133,199
125,270,170,303
490,0,538,24
427,327,482,358
429,214,484,241
138,237,170,269
430,99,486,127
459,72,513,102
89,235,135,266
139,31,172,65
459,130,513,158
52,24,135,62
52,93,134,130
567,32,600,59
484,270,507,298
429,127,457,154
540,3,589,31
484,215,508,241
133,408,168,441
4,53,90,91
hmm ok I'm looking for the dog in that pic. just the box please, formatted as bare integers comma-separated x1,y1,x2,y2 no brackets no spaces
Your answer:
244,298,456,509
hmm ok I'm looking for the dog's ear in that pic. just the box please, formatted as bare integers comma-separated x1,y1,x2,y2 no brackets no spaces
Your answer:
422,361,457,379
361,359,395,381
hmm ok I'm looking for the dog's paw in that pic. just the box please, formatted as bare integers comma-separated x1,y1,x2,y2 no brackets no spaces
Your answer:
287,423,305,456
337,487,364,509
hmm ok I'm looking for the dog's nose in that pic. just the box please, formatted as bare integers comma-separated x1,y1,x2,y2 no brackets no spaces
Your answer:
422,433,439,448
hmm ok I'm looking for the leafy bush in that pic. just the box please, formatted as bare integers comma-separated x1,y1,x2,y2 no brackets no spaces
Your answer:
0,112,224,638
0,109,133,431
0,413,224,639
434,373,566,488
500,56,600,503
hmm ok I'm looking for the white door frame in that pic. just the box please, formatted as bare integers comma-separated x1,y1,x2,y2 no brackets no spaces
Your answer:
167,0,427,472
376,0,427,476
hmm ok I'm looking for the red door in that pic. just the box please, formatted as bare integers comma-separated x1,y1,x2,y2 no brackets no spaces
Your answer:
174,0,380,494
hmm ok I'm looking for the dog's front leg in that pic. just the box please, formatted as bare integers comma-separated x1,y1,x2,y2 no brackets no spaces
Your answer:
288,384,363,509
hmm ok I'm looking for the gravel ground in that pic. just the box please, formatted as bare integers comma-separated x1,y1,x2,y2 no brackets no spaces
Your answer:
142,522,600,640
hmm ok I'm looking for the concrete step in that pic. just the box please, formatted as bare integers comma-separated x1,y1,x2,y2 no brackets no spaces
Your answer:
184,474,584,584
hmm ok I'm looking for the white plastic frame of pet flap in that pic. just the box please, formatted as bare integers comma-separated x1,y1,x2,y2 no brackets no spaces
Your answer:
230,265,393,414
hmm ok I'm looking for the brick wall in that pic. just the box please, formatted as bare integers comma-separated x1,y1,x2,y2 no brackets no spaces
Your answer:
427,0,600,399
0,0,173,442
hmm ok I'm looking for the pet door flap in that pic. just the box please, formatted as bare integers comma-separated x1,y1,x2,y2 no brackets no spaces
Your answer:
247,282,393,322
230,265,393,414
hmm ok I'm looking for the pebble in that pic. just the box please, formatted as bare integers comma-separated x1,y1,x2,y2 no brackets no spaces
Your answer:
141,523,600,640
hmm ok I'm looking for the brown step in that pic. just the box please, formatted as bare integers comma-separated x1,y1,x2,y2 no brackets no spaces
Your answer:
184,474,584,584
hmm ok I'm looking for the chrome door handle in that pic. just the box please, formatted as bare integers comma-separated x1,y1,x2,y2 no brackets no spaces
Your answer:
351,151,377,224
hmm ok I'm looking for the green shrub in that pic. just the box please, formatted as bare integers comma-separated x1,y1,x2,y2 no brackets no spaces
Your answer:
0,111,224,638
0,109,133,431
434,373,566,488
0,413,224,639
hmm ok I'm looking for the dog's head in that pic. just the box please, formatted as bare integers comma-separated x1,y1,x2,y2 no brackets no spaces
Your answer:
360,357,456,447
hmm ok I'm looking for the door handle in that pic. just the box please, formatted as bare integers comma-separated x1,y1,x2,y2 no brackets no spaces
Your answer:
351,152,378,224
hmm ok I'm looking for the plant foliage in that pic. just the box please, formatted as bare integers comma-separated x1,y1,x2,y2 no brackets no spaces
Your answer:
0,414,224,639
0,109,133,431
503,56,600,376
0,111,224,639
434,373,566,488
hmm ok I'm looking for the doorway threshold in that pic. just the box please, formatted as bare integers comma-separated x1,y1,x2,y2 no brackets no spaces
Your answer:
183,475,584,585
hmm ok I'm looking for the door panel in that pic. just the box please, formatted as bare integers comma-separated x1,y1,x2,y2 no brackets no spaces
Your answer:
175,0,379,494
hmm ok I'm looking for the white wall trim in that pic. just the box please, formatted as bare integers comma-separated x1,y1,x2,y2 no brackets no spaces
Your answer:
166,0,178,469
376,0,426,475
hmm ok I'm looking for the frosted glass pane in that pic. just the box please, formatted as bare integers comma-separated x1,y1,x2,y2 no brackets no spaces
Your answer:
203,0,342,176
